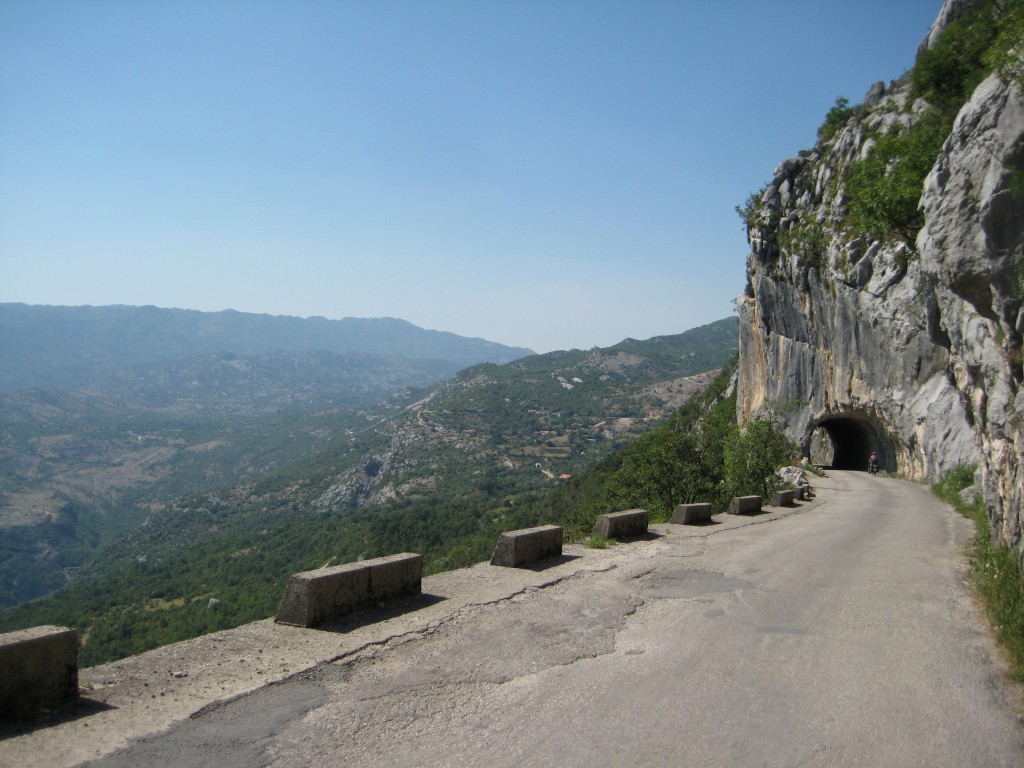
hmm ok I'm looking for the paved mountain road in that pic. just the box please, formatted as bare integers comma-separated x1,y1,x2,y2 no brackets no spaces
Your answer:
253,471,1022,767
10,471,1023,767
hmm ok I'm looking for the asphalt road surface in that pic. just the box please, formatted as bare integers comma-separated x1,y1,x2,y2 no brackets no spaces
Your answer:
17,471,1024,767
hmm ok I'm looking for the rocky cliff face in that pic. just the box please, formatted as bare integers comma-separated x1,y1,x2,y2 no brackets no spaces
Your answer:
737,1,1023,558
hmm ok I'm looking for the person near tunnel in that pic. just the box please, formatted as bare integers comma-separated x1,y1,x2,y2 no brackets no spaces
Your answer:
868,451,878,475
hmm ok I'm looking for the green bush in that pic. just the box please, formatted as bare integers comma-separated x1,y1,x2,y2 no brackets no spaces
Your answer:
844,110,951,243
817,96,858,142
984,0,1024,89
735,188,766,230
723,418,793,499
911,5,999,116
841,0,1023,246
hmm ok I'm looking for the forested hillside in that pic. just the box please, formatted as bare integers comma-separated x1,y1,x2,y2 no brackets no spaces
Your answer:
0,318,747,664
1,303,537,608
0,353,456,608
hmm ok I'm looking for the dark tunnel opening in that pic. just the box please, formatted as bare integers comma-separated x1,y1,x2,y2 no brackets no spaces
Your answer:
808,414,895,472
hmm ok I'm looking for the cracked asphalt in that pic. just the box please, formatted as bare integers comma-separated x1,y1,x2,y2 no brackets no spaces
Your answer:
4,471,1023,767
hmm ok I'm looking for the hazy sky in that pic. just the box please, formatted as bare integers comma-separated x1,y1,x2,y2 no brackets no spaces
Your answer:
1,0,941,353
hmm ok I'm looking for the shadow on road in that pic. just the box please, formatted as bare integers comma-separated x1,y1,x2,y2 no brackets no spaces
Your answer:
522,554,582,572
0,696,118,738
318,592,449,634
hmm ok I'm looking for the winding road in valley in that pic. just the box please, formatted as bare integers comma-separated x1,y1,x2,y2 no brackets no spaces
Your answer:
8,471,1023,767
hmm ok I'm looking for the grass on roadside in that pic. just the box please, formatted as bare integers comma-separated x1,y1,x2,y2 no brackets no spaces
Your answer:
933,465,1024,681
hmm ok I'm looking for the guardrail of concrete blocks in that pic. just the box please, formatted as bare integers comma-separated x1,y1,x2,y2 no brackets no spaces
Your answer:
593,509,649,538
490,525,563,567
727,495,762,515
276,552,422,628
672,502,713,524
770,489,796,507
0,625,78,719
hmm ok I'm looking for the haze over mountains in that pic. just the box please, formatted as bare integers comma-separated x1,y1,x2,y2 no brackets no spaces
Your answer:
0,303,533,395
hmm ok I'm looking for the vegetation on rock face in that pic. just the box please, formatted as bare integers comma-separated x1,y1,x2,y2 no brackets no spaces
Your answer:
741,0,1024,254
843,0,1023,245
984,0,1024,90
776,215,827,271
735,188,766,231
817,96,861,143
911,4,1002,115
933,466,1024,681
844,110,951,244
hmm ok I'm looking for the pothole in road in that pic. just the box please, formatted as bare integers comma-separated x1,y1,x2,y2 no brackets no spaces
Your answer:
637,568,752,599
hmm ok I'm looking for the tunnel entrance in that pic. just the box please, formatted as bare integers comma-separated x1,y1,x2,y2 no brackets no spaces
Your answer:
807,413,895,472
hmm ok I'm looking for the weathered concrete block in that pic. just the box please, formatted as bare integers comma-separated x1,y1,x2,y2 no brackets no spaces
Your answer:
275,553,422,628
672,502,713,524
490,525,563,567
0,625,78,719
771,489,796,507
727,495,762,515
794,485,807,500
593,509,649,539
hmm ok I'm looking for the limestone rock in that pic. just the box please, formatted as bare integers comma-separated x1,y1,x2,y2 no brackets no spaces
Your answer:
738,48,1023,565
777,466,810,487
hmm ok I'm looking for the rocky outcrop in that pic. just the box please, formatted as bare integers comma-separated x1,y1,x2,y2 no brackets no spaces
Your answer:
919,74,1024,554
737,1,1024,559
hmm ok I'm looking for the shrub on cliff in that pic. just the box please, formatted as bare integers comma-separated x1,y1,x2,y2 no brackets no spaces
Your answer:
841,0,1021,246
911,4,1000,117
844,110,950,244
817,96,860,143
984,0,1024,90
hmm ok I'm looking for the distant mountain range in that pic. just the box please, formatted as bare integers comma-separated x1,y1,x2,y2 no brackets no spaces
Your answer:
0,303,533,394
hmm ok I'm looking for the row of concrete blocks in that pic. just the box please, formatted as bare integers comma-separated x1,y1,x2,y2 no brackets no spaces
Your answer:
276,488,811,629
1,488,810,719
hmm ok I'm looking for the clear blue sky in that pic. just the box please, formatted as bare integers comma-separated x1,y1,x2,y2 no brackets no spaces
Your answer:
1,0,941,353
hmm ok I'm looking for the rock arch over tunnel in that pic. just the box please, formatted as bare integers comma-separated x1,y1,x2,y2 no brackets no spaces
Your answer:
807,414,897,471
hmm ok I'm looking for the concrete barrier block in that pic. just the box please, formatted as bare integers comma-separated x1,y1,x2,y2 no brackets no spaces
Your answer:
276,553,422,628
771,489,796,507
727,495,762,515
367,553,423,601
490,525,563,567
593,509,649,539
672,502,713,524
0,625,78,719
